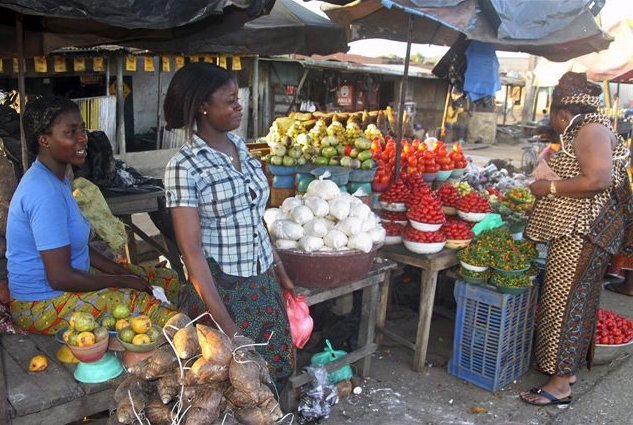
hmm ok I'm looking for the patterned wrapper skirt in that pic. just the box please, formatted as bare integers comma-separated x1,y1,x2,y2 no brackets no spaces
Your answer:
178,258,295,391
10,264,179,335
535,235,611,376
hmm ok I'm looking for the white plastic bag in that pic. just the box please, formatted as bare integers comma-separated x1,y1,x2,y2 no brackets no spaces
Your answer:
303,219,329,238
322,218,337,231
291,205,315,226
348,232,373,253
336,216,362,237
271,219,304,241
298,235,325,252
264,208,286,230
306,178,340,201
361,214,379,232
304,196,330,218
328,198,351,221
323,229,349,250
368,226,386,244
350,203,371,221
275,239,299,250
281,197,304,213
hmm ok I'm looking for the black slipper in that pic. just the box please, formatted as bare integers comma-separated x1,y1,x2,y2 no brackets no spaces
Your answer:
521,387,572,406
604,283,633,297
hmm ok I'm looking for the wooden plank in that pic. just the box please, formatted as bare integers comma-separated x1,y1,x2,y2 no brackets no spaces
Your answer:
378,244,458,271
413,270,440,372
357,281,380,376
377,327,416,351
103,191,161,216
11,387,114,425
1,335,84,418
375,271,391,347
26,334,112,395
0,337,13,423
289,343,377,388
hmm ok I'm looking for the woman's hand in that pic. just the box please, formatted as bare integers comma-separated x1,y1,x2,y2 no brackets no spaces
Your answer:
116,275,153,294
529,179,552,198
278,273,296,296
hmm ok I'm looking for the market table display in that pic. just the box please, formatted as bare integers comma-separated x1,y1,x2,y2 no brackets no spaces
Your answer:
377,244,458,372
283,259,396,409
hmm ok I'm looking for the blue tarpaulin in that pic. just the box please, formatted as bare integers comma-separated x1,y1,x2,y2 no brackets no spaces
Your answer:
464,41,501,101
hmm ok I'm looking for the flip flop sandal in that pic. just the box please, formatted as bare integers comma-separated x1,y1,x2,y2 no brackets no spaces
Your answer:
522,387,572,406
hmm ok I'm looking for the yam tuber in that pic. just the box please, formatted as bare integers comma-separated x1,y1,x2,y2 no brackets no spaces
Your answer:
127,345,178,380
259,397,284,423
144,398,173,425
173,326,201,359
191,356,229,383
116,390,148,424
234,407,277,425
163,312,191,339
113,374,154,404
196,324,233,366
225,385,274,408
183,386,224,425
229,354,262,394
156,369,180,404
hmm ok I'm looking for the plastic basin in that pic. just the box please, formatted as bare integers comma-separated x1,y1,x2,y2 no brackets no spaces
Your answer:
409,219,443,232
267,165,297,176
594,339,633,365
278,244,382,288
457,210,489,222
116,325,162,353
67,336,109,363
74,352,124,383
311,166,351,186
403,240,445,254
436,170,453,182
349,168,377,183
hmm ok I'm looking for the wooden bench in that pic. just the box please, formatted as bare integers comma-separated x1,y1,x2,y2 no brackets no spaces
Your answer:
1,333,115,424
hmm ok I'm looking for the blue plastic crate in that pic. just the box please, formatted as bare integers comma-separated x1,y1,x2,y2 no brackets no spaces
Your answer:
448,281,537,392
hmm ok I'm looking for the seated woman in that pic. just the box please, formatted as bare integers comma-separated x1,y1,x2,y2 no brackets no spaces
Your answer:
6,96,179,335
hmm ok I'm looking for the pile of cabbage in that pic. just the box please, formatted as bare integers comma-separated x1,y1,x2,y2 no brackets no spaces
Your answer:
265,178,385,254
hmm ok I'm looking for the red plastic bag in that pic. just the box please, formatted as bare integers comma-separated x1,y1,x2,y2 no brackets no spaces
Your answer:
284,290,313,349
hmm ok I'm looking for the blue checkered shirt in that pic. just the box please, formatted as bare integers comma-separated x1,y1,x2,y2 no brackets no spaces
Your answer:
164,133,273,277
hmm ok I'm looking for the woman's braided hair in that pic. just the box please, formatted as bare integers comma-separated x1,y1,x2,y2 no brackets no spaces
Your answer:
23,96,79,155
551,72,601,115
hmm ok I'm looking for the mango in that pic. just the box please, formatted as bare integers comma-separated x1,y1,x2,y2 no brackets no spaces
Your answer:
93,326,109,342
112,304,131,320
132,334,151,345
115,319,130,332
71,312,97,332
76,331,96,347
56,346,79,364
119,327,135,344
29,354,48,372
102,316,116,330
130,315,152,334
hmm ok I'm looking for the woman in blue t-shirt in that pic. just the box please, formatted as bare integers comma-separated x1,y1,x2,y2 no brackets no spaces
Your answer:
6,96,177,334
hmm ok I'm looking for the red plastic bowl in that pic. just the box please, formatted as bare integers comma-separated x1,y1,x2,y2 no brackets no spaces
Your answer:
67,336,109,363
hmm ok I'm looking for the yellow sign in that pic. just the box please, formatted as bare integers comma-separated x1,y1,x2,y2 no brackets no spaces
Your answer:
109,81,131,99
218,55,227,69
125,55,137,72
54,56,67,73
0,59,3,73
73,57,86,72
143,56,155,72
189,55,199,63
34,56,47,73
12,58,18,73
175,55,185,70
232,56,242,71
93,57,104,72
203,55,214,64
161,56,170,72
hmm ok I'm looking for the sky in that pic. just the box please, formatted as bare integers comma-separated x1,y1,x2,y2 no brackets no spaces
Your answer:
293,0,631,59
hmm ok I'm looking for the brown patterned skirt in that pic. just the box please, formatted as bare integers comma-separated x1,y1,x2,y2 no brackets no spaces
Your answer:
535,235,611,376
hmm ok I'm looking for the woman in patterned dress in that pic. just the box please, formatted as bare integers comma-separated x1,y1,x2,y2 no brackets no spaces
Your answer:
6,97,178,335
163,62,295,391
522,72,633,405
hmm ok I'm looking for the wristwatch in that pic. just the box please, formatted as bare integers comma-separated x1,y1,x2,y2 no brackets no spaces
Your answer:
547,181,557,199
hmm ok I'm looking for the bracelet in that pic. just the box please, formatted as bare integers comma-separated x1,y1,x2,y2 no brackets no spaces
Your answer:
547,181,557,199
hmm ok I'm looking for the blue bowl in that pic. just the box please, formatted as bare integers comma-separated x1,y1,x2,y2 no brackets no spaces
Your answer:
436,170,453,182
451,168,466,178
74,352,124,383
267,165,296,176
349,168,377,183
422,173,437,183
311,166,351,186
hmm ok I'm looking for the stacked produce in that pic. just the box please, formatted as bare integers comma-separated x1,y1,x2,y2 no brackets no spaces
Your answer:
490,187,534,233
596,308,633,345
406,192,446,230
379,178,409,211
111,313,284,425
402,225,446,254
456,227,538,293
461,162,529,192
436,183,460,215
456,192,492,222
383,221,405,245
62,311,109,348
441,219,474,249
265,178,385,253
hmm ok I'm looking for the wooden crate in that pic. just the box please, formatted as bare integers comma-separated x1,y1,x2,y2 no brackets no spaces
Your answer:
269,188,295,207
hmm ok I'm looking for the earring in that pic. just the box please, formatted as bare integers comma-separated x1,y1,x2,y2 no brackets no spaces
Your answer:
203,111,208,115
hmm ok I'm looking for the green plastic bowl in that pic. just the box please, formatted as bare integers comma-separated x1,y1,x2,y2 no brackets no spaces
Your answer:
116,325,161,353
495,285,530,295
74,352,124,383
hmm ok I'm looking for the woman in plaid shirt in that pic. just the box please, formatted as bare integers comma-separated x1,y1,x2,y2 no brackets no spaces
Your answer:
163,63,295,390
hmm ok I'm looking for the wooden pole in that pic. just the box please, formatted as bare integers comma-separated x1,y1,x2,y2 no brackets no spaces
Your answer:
252,56,260,139
16,13,28,172
440,84,451,138
155,56,162,150
116,54,126,154
395,14,414,178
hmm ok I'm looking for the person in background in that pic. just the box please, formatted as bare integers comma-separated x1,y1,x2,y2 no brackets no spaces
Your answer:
523,72,633,406
6,97,179,335
163,62,294,391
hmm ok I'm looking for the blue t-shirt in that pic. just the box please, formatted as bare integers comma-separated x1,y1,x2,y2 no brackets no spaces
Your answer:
6,160,91,301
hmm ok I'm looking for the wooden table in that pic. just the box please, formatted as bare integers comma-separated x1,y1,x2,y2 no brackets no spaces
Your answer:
103,189,185,281
376,245,458,372
282,259,396,409
1,333,116,425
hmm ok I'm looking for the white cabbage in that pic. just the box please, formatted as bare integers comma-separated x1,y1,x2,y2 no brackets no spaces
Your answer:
323,229,349,250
